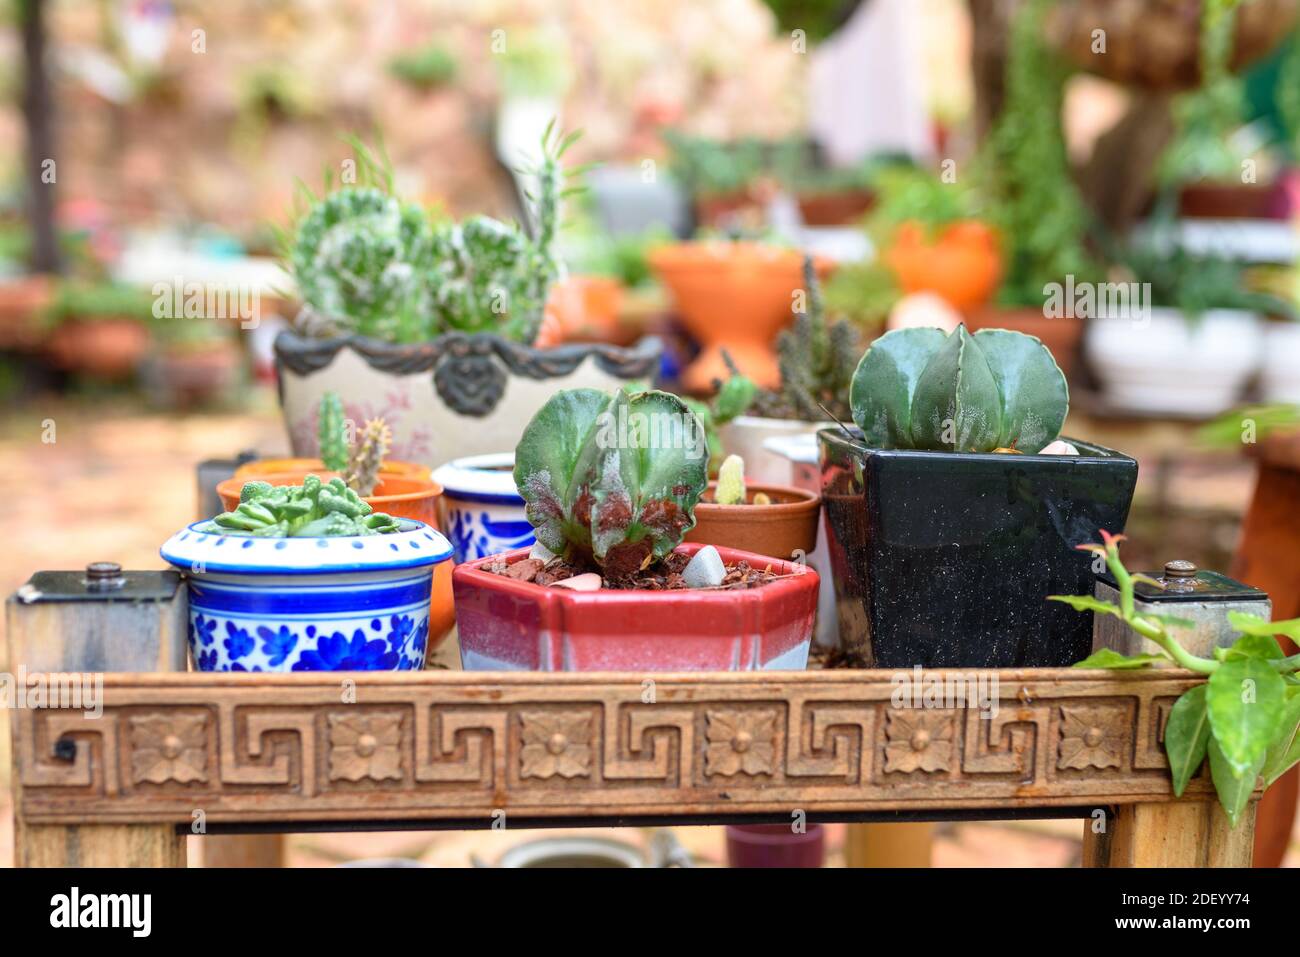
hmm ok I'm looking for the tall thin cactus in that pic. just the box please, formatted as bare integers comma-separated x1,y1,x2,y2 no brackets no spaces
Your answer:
318,392,348,471
344,418,392,497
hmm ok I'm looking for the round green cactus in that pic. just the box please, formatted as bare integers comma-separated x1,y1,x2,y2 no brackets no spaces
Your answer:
290,187,435,342
849,325,1068,454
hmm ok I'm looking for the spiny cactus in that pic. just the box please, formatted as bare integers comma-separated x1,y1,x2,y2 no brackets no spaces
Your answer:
344,418,392,497
849,324,1068,453
751,256,858,422
514,388,709,578
715,454,747,506
207,475,399,537
318,392,349,472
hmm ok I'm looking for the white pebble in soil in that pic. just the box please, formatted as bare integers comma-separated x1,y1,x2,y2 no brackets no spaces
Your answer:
1040,440,1080,456
552,573,602,591
682,545,726,589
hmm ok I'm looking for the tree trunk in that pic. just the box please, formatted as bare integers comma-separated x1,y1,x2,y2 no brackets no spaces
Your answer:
21,0,61,275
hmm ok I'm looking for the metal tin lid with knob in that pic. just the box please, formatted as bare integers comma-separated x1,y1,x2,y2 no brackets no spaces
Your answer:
1092,559,1271,659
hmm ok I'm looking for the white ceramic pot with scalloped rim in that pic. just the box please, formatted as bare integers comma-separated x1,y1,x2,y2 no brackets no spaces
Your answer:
1085,308,1264,416
275,331,661,471
160,519,453,672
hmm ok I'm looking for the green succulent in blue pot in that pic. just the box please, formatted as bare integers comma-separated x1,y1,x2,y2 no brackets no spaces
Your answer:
819,324,1137,669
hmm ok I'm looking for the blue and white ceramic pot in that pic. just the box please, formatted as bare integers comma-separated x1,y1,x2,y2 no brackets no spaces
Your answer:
431,453,534,563
160,520,454,672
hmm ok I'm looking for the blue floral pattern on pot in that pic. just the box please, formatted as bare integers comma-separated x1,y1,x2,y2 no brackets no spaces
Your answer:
433,452,534,562
161,519,452,673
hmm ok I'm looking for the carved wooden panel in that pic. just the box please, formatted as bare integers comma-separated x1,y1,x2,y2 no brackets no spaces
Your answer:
13,669,1215,826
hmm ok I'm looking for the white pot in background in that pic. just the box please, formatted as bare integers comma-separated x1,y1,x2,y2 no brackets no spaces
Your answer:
763,432,839,651
1085,308,1264,416
717,415,834,486
1260,322,1300,404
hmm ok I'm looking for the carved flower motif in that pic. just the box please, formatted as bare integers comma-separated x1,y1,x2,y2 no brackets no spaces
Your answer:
329,713,404,781
1058,706,1124,770
704,709,777,777
883,709,953,774
519,711,592,779
130,713,209,784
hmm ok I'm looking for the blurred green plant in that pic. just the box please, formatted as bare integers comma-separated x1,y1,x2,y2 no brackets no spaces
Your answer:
1196,403,1300,448
495,27,572,97
387,42,457,91
979,0,1100,307
1117,243,1293,321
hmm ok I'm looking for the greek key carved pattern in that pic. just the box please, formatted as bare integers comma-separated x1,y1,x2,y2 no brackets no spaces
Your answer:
14,671,1215,825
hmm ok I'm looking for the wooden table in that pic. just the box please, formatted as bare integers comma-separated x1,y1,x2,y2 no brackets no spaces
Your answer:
10,667,1255,867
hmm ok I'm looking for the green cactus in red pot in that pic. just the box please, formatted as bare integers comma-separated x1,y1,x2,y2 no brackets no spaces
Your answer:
513,388,710,578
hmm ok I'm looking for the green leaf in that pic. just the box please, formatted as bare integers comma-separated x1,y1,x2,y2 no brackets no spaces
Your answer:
1223,632,1287,662
1207,736,1263,828
972,328,1069,453
1229,611,1300,644
909,325,1002,451
1073,647,1168,670
1164,685,1210,796
1206,657,1287,776
848,326,946,447
513,388,611,559
589,390,709,573
1261,692,1300,788
1048,594,1122,618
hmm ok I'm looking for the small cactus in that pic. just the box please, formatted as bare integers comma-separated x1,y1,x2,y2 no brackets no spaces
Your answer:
715,454,747,506
318,392,349,472
345,418,392,497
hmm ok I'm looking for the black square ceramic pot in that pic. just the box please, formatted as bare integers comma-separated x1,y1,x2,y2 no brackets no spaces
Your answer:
818,428,1138,668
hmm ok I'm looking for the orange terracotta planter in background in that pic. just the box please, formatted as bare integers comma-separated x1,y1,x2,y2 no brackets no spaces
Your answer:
217,469,454,655
685,481,821,563
884,220,1002,313
234,458,431,482
649,242,833,393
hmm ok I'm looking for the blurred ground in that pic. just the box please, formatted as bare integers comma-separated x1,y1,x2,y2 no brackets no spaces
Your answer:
0,388,1295,867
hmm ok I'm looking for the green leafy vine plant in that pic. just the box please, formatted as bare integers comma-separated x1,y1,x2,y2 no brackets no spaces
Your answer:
1052,530,1300,826
513,387,709,579
205,476,400,538
849,324,1068,453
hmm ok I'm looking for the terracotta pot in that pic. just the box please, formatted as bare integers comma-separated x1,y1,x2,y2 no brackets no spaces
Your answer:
453,542,819,671
796,189,875,226
141,341,243,408
47,318,150,380
686,482,821,562
0,274,53,350
216,469,454,652
694,191,765,229
274,331,660,470
544,275,625,343
962,306,1084,376
648,242,833,392
235,458,431,482
1177,181,1292,221
884,221,1002,313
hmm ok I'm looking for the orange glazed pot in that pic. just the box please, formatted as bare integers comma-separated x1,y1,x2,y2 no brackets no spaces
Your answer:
884,220,1002,313
649,242,833,392
217,470,454,653
543,275,626,343
685,481,821,563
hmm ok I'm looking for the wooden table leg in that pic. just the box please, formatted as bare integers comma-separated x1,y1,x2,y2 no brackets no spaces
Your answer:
844,823,933,867
200,834,286,868
1083,801,1255,867
17,822,184,868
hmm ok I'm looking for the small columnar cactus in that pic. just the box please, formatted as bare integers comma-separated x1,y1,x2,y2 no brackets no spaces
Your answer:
514,388,709,578
715,454,747,506
849,325,1068,453
751,255,858,422
344,418,392,497
207,475,399,537
318,392,349,472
